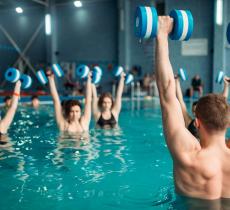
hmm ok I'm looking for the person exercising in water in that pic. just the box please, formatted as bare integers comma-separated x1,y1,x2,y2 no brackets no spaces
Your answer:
47,69,92,133
0,81,21,146
155,15,230,199
91,72,125,129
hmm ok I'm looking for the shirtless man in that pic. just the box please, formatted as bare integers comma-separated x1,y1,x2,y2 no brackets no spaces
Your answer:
155,16,230,199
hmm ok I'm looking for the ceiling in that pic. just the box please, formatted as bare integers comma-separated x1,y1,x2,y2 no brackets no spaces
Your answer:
0,0,45,9
0,0,114,9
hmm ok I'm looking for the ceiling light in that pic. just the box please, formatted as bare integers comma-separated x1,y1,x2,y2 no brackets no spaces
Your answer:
16,7,23,14
45,14,51,35
216,0,223,25
74,1,82,8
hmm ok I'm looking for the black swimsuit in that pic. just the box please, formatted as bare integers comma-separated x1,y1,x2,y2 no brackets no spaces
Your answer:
0,132,7,145
97,113,117,128
187,119,199,139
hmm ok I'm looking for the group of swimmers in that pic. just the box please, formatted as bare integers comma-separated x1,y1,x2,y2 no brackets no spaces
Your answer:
0,68,126,143
1,67,228,142
0,17,230,203
0,65,229,139
47,69,125,132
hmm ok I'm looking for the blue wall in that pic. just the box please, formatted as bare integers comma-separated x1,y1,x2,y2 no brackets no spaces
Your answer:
0,0,230,95
56,1,118,63
55,0,118,92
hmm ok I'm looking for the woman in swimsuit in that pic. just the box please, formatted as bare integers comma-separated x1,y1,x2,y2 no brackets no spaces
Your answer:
0,81,21,146
92,72,125,129
47,70,92,133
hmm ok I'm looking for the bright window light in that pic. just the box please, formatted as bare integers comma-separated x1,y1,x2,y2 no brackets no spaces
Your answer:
16,7,23,14
216,0,223,25
45,14,51,35
74,1,82,8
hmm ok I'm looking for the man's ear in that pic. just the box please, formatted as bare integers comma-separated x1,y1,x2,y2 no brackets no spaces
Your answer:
194,118,200,129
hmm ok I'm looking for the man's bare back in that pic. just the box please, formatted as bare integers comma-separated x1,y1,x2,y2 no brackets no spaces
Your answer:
173,142,230,199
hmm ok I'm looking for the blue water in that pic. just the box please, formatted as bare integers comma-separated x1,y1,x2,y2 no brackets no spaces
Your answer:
0,99,228,210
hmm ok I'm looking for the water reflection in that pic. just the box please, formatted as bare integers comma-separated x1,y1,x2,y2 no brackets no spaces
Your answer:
53,131,95,166
171,195,230,210
52,128,128,183
0,136,29,203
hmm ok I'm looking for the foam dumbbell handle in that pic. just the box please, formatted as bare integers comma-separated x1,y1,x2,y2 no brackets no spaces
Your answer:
20,74,32,89
76,65,90,79
5,68,21,83
36,70,48,85
178,68,187,81
135,6,158,39
52,64,64,77
125,74,134,85
216,71,224,84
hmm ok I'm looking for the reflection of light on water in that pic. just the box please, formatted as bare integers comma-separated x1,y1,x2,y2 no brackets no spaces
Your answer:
152,186,174,207
0,103,178,208
0,139,29,203
51,128,129,185
53,132,100,167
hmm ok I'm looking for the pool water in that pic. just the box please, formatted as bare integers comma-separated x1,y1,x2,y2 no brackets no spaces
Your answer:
0,99,229,210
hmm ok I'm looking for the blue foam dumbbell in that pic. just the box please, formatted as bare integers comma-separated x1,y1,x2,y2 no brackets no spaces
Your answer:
76,65,102,84
216,71,224,84
92,66,102,84
113,66,134,85
76,65,90,79
5,68,21,83
169,10,193,41
227,23,230,44
5,68,32,89
125,74,134,85
52,64,64,78
178,68,188,81
135,6,193,41
36,64,64,85
20,74,32,89
113,66,124,77
36,70,48,85
135,6,158,39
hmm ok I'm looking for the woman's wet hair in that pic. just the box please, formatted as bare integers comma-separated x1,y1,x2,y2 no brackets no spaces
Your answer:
62,100,82,118
98,92,114,110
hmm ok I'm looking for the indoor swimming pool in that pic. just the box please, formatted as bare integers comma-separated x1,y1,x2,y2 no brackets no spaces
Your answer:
0,99,229,210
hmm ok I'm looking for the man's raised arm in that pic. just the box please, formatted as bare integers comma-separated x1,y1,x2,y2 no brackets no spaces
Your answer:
155,16,199,156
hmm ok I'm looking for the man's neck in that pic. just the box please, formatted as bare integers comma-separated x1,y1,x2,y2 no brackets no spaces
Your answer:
199,129,226,148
